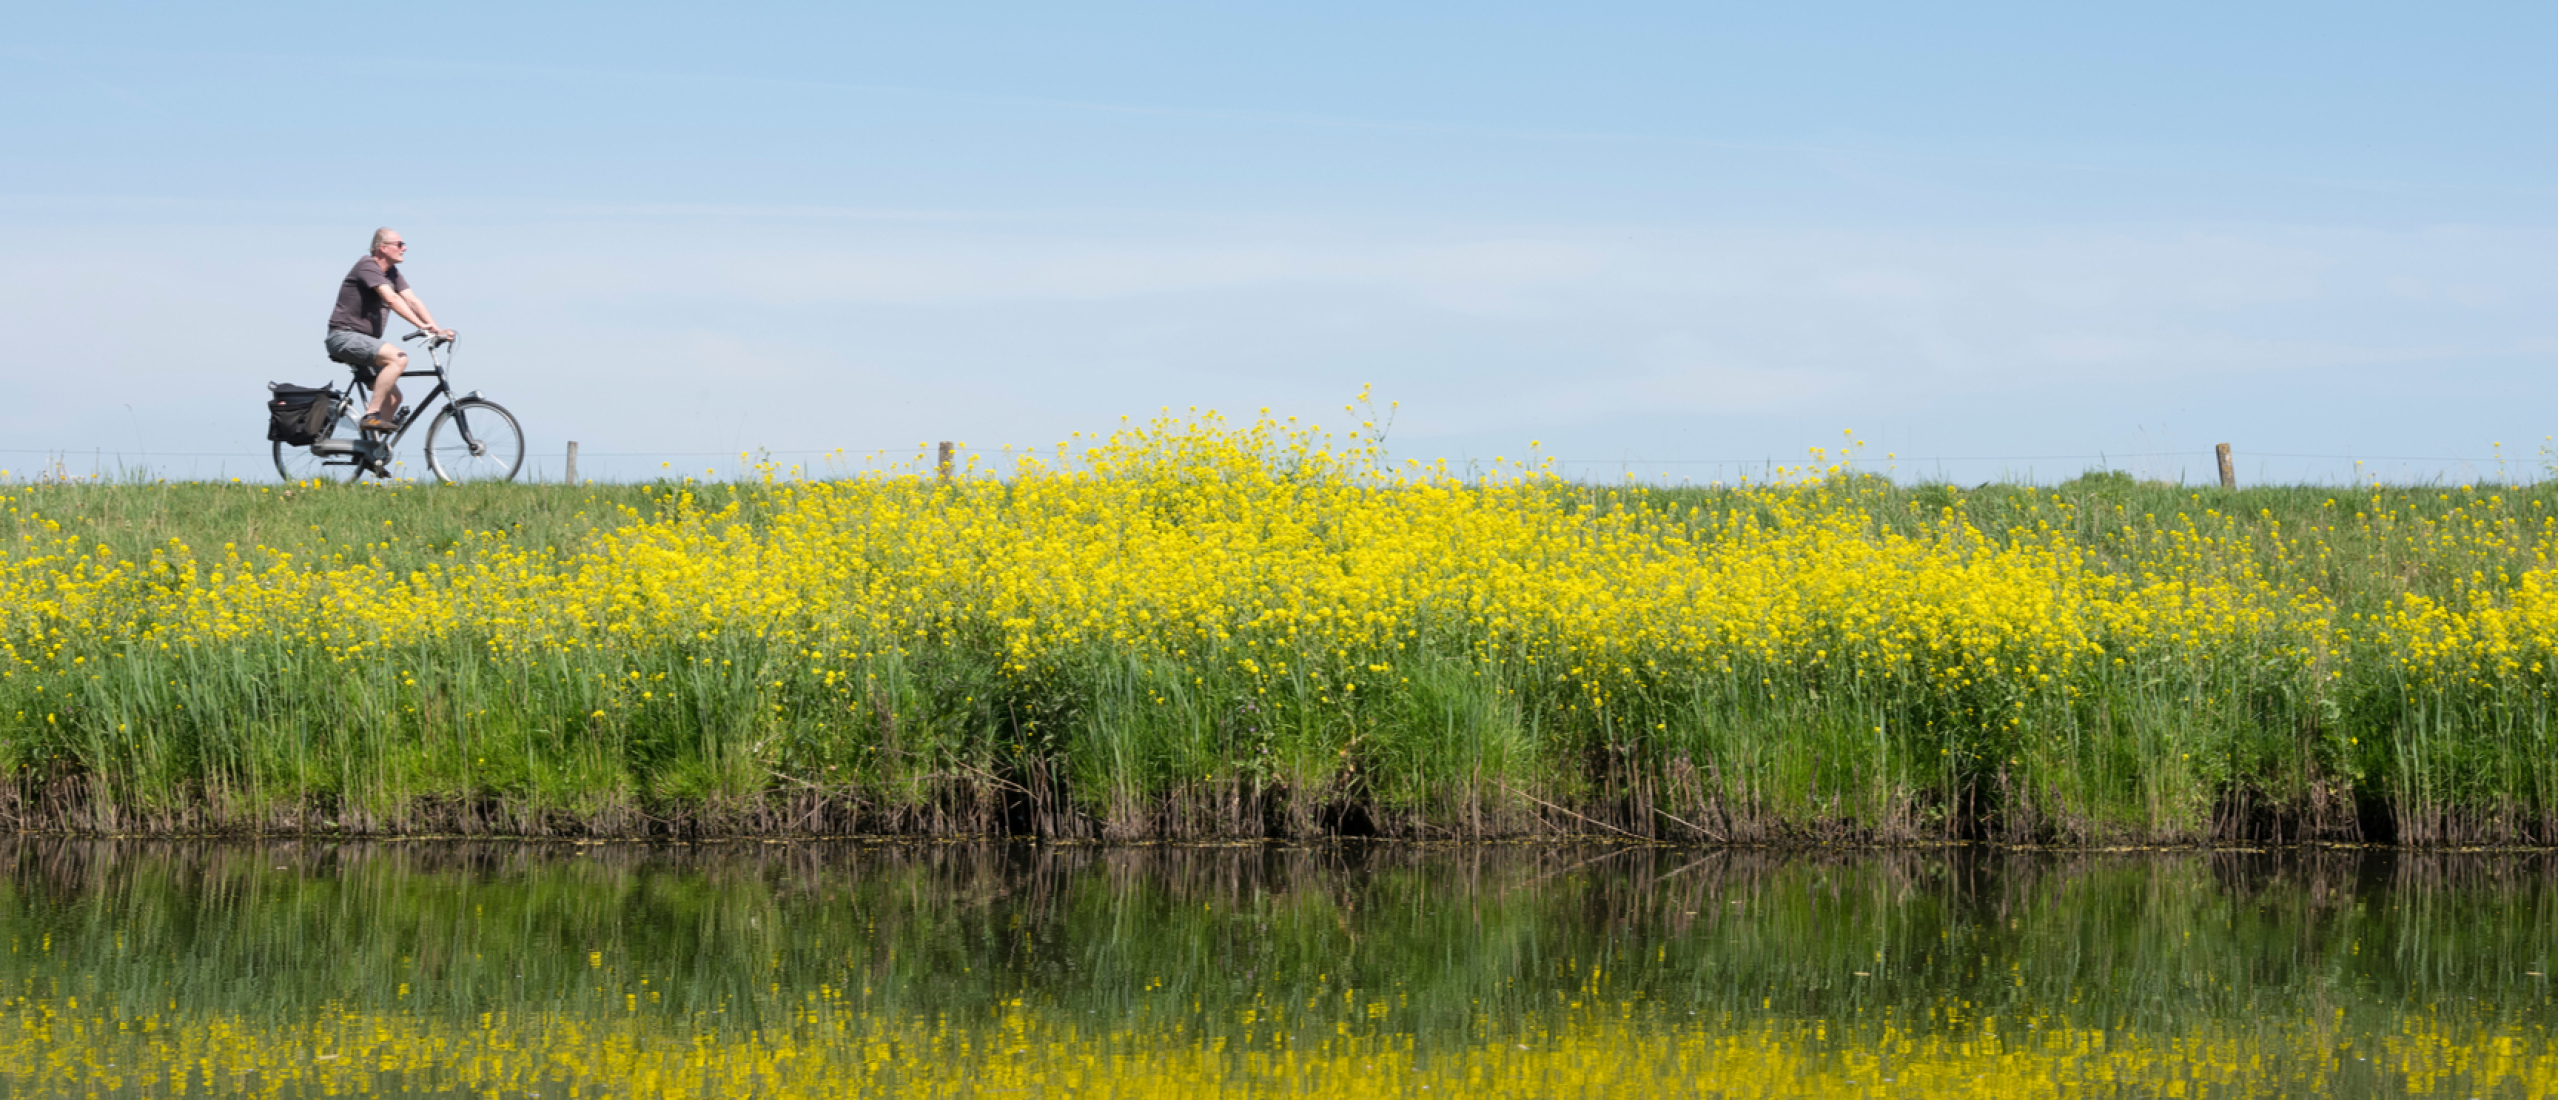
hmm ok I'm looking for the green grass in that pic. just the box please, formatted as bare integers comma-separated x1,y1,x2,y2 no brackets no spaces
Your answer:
2,472,2554,843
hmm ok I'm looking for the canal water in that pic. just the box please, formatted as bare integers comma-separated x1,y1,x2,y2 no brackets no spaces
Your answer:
2,841,2551,1097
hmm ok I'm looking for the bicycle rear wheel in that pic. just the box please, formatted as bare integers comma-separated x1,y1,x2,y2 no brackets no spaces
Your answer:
425,398,525,484
272,400,363,483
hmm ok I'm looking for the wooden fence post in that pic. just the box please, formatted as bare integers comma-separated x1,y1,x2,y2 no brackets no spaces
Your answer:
2215,443,2235,490
565,441,579,485
938,441,954,480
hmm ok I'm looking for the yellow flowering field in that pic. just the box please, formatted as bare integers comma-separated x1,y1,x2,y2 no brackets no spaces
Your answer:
0,407,2552,841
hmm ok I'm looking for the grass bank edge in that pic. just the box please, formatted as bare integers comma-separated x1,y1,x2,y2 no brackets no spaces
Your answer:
1,461,2554,844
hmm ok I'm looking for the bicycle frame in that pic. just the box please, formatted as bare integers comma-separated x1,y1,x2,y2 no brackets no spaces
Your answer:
305,334,493,475
357,371,450,450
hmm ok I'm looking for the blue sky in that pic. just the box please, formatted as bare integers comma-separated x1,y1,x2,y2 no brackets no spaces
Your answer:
5,2,2554,483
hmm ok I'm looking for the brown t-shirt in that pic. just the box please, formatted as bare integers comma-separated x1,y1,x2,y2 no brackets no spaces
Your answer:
326,256,411,338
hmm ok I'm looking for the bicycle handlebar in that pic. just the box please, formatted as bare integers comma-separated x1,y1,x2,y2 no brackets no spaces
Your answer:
403,329,453,348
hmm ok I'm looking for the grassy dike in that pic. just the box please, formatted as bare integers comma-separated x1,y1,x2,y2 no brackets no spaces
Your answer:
1,424,2554,843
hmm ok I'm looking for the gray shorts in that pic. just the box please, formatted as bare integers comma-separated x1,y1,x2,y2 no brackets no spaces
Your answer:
324,329,384,381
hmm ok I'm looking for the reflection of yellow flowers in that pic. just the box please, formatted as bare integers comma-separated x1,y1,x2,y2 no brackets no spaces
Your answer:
2,995,2549,1098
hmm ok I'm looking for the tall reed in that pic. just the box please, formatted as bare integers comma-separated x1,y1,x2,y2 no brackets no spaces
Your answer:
2,415,2552,842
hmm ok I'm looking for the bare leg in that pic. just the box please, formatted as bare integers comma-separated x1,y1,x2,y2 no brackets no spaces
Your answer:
363,344,408,421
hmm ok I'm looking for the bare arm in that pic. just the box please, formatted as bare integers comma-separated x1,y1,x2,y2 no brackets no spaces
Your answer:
398,289,449,337
375,284,450,338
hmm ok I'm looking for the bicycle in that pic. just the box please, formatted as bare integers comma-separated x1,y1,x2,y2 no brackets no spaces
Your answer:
274,330,525,483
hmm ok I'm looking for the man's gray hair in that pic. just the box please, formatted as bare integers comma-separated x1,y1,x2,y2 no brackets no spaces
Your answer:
370,227,399,252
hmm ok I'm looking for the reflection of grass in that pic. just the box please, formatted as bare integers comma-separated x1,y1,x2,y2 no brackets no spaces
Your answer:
1,843,2554,1095
5,416,2558,842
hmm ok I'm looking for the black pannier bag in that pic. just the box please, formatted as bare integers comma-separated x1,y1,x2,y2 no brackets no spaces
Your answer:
266,383,338,445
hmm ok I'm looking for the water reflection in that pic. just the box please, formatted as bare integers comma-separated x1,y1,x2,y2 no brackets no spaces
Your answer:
3,841,2552,1097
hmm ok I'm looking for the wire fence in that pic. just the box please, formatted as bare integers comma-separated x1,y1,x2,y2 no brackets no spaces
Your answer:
2,444,2548,484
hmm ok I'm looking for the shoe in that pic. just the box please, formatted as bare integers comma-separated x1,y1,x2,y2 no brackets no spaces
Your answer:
360,413,396,433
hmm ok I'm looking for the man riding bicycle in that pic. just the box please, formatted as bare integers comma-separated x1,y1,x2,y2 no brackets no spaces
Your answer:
325,228,454,434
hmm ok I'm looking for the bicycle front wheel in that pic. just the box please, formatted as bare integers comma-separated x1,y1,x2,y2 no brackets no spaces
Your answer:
424,398,526,484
